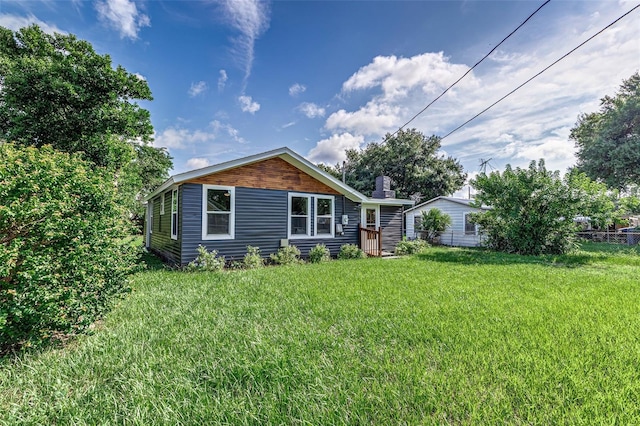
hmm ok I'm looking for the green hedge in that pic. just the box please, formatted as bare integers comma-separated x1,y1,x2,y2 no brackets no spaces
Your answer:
0,144,137,355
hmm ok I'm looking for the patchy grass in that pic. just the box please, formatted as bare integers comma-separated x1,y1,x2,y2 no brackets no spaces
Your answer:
1,243,639,424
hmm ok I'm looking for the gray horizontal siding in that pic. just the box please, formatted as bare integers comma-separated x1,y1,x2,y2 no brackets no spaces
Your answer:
405,198,486,247
380,205,403,252
149,190,181,264
180,184,360,265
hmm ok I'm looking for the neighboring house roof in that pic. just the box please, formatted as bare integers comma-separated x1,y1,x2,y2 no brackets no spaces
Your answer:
146,146,414,206
404,196,489,214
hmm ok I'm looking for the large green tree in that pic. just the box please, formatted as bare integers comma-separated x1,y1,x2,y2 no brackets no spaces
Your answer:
570,73,640,190
471,160,614,255
329,129,466,202
0,25,172,220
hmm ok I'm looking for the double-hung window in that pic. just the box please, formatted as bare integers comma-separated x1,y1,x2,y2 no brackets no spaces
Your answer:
289,195,310,237
202,185,235,240
288,193,334,238
171,189,178,240
315,196,334,237
464,212,476,235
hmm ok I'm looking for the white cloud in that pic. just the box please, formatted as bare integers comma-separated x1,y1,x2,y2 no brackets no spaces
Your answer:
307,133,364,165
218,69,228,91
298,102,326,119
211,120,248,144
154,120,247,150
95,0,150,40
188,81,207,97
133,72,146,81
342,52,475,102
289,83,306,97
153,127,216,149
281,121,296,129
186,157,210,169
325,101,401,136
217,0,270,83
0,13,65,34
238,95,260,114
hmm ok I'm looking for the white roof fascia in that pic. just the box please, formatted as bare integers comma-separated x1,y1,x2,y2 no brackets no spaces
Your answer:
404,196,488,214
365,197,415,206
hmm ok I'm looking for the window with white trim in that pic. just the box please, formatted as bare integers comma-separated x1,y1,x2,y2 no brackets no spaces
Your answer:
414,215,422,237
171,189,178,240
202,185,235,240
464,212,476,235
288,193,335,239
148,200,154,234
160,192,165,215
289,194,310,237
315,196,334,237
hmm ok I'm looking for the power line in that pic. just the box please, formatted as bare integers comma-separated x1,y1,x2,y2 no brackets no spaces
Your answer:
441,4,640,141
386,0,552,139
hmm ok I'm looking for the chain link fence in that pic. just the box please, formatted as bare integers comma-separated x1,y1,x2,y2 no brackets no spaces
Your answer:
577,231,640,246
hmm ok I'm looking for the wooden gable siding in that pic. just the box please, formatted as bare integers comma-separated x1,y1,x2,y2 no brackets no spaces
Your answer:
186,157,340,195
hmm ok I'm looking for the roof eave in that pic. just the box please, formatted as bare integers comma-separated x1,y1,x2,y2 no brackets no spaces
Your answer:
144,146,371,202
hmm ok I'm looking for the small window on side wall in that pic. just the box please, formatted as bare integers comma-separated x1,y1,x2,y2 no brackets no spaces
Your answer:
464,212,476,235
171,189,178,240
202,185,235,240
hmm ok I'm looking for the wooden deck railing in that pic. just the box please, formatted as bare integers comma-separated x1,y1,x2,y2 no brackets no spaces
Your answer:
360,225,382,257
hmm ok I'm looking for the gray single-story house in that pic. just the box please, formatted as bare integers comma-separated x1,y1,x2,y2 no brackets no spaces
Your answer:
405,196,490,247
144,147,413,265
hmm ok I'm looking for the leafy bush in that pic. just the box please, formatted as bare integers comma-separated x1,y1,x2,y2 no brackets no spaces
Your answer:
187,245,225,272
243,246,264,269
308,244,331,263
0,144,137,355
395,238,430,255
472,161,614,255
270,245,301,265
417,208,452,242
338,244,367,260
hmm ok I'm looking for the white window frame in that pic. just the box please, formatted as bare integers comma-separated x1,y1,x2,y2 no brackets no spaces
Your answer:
148,200,154,235
463,212,477,236
171,189,178,240
202,185,235,240
413,214,422,238
314,195,335,238
288,193,311,239
160,192,165,215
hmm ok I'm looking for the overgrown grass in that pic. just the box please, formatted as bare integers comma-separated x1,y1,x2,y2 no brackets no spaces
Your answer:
1,243,639,424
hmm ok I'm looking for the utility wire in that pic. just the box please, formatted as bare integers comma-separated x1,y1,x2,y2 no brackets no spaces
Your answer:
441,3,640,141
387,0,552,139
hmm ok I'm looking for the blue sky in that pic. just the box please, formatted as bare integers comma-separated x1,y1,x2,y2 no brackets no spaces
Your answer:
2,0,638,195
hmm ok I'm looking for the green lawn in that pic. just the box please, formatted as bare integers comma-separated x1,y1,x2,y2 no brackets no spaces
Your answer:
1,244,639,424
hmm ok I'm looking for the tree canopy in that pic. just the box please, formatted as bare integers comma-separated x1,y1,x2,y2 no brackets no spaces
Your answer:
0,24,172,222
471,160,613,255
324,129,466,203
570,73,640,191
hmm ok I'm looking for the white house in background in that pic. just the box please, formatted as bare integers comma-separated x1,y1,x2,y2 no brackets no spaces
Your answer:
405,196,490,247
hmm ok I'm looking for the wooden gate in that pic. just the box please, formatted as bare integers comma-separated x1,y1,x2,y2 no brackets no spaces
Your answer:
360,225,382,257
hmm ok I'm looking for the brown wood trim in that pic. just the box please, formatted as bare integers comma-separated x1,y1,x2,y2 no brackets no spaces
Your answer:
186,157,340,194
